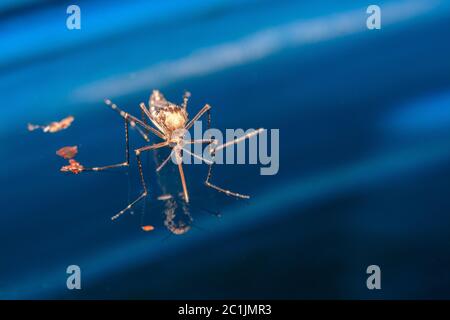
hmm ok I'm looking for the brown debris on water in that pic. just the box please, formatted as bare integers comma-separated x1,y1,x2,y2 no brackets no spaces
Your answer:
141,225,155,232
28,116,74,133
60,159,84,174
157,194,173,201
56,146,78,159
27,123,40,131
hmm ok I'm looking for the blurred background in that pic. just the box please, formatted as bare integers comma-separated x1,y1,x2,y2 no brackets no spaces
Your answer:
1,0,450,299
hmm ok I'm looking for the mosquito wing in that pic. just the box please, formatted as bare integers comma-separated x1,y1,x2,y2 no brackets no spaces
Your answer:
149,90,169,110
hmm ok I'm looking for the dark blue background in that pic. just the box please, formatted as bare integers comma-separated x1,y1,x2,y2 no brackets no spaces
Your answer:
1,0,450,299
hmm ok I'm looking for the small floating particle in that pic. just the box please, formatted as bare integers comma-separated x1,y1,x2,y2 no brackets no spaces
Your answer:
28,116,74,133
27,123,40,131
141,225,155,232
60,159,84,174
157,194,173,201
56,146,78,159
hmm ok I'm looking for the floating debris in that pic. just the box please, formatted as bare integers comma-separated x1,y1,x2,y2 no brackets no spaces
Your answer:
27,123,40,131
157,194,173,201
28,116,74,133
60,159,84,174
56,146,78,159
141,225,155,232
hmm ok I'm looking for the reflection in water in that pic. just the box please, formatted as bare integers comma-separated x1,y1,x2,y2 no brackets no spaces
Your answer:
152,148,194,235
161,193,193,235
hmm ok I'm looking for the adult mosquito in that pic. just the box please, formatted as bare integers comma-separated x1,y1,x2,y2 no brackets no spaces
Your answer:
83,90,262,220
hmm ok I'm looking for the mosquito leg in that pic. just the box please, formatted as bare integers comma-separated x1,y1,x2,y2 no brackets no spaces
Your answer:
91,118,130,171
138,141,170,152
213,128,264,153
185,104,211,130
184,139,217,145
178,161,190,203
203,107,249,198
111,150,146,220
156,138,214,172
183,139,217,160
181,147,214,165
111,141,170,220
198,106,248,198
204,157,250,199
172,150,190,203
156,150,174,172
130,121,150,142
204,126,264,199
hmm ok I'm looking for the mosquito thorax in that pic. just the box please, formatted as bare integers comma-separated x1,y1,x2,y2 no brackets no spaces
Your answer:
150,102,187,134
162,107,187,131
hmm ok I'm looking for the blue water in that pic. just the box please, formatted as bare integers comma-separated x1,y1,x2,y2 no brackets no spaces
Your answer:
1,0,450,299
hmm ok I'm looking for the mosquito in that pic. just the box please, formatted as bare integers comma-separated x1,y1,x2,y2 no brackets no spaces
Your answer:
82,90,263,220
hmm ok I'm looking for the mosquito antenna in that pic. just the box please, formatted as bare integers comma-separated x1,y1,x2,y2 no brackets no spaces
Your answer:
104,99,165,140
182,91,191,110
140,102,168,134
139,102,152,121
